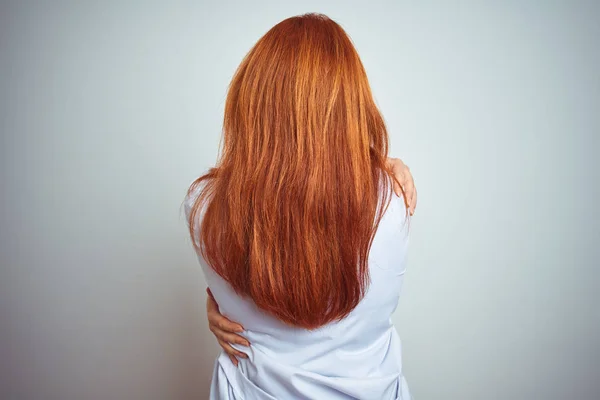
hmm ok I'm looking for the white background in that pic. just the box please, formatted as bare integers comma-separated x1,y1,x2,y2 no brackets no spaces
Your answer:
1,1,598,399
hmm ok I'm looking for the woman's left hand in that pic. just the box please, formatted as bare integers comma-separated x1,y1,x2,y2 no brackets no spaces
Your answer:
386,157,417,215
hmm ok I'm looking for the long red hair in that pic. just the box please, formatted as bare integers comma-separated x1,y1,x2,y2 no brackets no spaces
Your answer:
187,13,402,330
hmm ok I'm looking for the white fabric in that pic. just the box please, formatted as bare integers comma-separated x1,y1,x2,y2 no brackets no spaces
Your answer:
185,177,412,399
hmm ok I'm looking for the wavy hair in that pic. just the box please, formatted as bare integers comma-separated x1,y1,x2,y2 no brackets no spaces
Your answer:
187,13,403,330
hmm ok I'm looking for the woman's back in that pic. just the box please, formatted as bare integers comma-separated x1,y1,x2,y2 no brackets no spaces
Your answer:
184,12,414,399
185,177,412,399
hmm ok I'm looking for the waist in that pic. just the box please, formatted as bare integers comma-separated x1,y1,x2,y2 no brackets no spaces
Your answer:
234,323,402,377
218,326,403,399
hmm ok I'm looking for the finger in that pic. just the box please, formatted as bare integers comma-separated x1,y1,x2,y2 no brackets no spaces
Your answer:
387,157,416,214
209,312,245,333
394,164,415,215
229,353,239,367
405,174,416,215
392,170,408,197
206,290,246,333
389,167,404,198
403,179,415,215
411,185,418,214
211,326,251,347
218,338,248,359
392,175,402,197
392,164,409,188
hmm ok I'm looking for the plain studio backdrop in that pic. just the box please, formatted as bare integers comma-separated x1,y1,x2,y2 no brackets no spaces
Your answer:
1,1,598,399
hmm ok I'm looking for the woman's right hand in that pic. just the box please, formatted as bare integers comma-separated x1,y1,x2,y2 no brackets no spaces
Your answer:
206,287,250,366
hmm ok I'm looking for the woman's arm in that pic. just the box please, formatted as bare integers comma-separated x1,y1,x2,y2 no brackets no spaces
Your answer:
207,157,417,366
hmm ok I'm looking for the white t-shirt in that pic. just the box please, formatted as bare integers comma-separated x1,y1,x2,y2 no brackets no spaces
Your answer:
184,175,412,400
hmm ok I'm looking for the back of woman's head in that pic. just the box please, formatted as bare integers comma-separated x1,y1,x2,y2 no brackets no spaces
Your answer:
187,13,397,330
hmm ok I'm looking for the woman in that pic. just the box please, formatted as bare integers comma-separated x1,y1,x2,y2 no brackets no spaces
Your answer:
185,13,416,399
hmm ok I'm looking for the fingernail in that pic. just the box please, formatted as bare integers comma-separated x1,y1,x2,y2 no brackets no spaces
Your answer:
243,340,251,346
